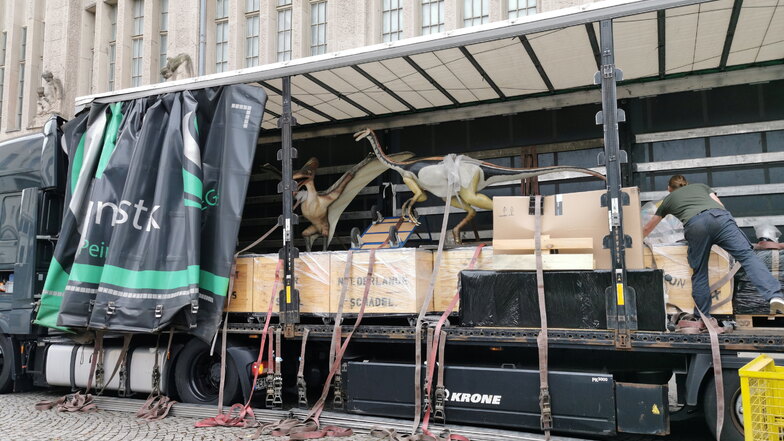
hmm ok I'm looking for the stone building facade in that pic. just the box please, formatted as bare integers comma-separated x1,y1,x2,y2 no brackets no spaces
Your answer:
0,0,594,140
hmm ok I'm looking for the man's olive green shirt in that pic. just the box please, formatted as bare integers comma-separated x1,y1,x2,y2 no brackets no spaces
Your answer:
654,183,724,224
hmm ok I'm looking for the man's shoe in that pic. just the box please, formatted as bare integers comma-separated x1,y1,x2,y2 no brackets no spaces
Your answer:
770,297,784,314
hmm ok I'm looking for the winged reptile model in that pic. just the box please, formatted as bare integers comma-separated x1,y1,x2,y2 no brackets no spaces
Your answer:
268,151,414,251
354,128,607,242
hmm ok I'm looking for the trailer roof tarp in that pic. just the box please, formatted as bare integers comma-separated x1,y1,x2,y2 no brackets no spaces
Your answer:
76,0,783,133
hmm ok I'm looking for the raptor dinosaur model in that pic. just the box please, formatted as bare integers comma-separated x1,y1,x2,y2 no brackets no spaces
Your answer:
354,128,607,242
273,152,414,251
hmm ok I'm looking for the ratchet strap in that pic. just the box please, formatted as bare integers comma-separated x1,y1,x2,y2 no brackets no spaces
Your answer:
265,325,276,407
196,258,283,429
35,332,104,413
413,194,453,435
297,328,311,408
137,330,177,420
273,326,284,407
534,195,553,439
697,305,725,441
419,245,485,437
97,334,132,396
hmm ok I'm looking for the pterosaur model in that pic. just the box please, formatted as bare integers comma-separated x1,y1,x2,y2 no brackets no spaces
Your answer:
284,152,414,251
354,128,606,242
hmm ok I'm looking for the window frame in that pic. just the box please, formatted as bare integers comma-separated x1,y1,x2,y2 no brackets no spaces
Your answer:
382,0,403,43
421,0,444,35
130,0,144,87
463,0,489,27
310,0,327,56
277,0,293,62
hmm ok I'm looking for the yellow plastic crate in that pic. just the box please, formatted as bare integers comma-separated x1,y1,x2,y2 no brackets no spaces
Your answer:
740,355,784,440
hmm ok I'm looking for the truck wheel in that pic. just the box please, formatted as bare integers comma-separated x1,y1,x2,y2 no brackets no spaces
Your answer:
703,369,744,441
174,338,241,405
0,334,14,393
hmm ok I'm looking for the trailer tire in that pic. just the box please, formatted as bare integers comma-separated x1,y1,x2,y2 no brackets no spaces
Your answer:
0,334,14,393
174,338,241,406
703,369,744,441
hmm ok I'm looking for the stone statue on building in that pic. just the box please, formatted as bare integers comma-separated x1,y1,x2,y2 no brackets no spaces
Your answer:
33,71,64,127
161,54,194,81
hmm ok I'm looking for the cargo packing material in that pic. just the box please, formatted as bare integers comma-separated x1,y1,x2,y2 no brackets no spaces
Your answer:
433,247,494,312
643,244,733,315
330,248,433,315
225,253,331,315
492,188,645,270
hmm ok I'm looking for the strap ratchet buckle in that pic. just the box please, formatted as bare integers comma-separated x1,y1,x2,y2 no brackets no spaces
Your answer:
296,375,308,408
539,387,553,430
332,374,344,409
433,385,446,421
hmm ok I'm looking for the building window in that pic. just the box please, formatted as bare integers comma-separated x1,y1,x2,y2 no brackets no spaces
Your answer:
421,0,444,35
310,1,327,55
159,0,168,81
277,0,292,62
508,0,536,18
215,0,229,72
108,3,117,91
464,0,489,27
245,0,260,67
382,0,402,42
131,0,144,87
0,32,6,127
16,27,26,129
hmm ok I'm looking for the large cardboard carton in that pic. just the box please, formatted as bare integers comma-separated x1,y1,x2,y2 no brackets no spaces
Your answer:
225,256,255,313
252,252,331,315
644,244,733,315
433,247,494,312
492,187,645,270
330,248,433,314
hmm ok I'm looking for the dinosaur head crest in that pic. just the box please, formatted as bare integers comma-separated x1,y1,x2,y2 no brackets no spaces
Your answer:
293,157,319,188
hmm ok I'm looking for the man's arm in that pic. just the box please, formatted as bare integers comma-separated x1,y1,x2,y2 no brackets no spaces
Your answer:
710,192,725,208
643,215,663,237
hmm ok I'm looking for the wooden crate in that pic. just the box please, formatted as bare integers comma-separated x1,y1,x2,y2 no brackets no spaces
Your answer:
433,247,494,312
644,244,733,315
252,252,331,315
330,248,433,315
225,256,255,313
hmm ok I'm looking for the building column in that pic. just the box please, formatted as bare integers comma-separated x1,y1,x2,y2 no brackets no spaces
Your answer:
24,0,45,128
115,0,132,89
401,0,419,40
444,0,461,31
291,0,307,60
168,0,200,72
228,0,245,70
143,0,157,85
490,0,507,22
259,0,277,65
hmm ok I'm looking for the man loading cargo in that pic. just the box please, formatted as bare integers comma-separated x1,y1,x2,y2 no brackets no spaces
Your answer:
643,175,784,320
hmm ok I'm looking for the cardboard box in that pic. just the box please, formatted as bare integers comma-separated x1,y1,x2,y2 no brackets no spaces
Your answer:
330,248,433,315
644,244,733,315
492,188,645,270
433,247,494,312
252,252,331,315
492,253,595,270
225,256,255,313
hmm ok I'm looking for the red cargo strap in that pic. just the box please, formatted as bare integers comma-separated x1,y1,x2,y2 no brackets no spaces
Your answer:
533,195,552,440
418,245,485,437
196,258,283,429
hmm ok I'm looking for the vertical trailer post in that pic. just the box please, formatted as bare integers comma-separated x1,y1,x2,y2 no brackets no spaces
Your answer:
278,76,300,325
595,19,637,349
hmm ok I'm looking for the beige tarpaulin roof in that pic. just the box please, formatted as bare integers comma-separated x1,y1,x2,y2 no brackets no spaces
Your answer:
76,0,783,131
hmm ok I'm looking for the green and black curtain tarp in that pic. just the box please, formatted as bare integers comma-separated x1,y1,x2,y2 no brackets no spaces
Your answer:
35,85,267,341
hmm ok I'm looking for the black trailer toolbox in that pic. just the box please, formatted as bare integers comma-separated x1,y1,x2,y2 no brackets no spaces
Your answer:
344,361,617,436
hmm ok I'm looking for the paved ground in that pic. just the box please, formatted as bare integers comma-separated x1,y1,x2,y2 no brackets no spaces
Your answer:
0,391,713,441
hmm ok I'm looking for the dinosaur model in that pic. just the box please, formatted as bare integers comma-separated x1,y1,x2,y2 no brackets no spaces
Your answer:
269,152,414,251
354,128,607,242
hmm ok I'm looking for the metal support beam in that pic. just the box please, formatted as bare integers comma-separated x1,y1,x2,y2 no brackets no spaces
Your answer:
403,56,459,105
260,80,337,122
595,19,635,349
265,108,282,119
351,65,415,111
719,0,744,70
277,77,300,324
458,46,506,99
519,36,555,92
303,73,376,116
657,10,666,78
585,23,601,71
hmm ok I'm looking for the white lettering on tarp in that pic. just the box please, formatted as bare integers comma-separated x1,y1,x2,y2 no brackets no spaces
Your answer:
87,199,162,231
